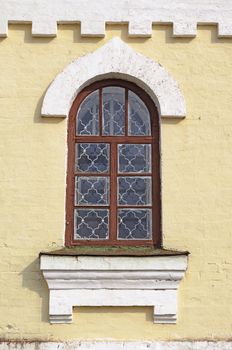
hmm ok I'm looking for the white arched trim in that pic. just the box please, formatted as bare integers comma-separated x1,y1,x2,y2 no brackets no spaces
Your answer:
41,37,186,118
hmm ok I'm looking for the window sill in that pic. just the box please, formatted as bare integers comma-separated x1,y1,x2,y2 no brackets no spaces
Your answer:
40,248,189,324
40,246,189,257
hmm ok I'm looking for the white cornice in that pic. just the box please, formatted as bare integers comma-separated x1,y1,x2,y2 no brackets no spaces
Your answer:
0,0,232,38
41,38,186,119
1,341,232,350
40,254,188,325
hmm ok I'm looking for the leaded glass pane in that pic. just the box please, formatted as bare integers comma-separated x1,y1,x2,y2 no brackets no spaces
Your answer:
74,209,109,240
118,177,151,205
128,91,151,136
118,209,152,240
76,90,99,135
75,176,109,205
76,143,109,173
118,144,151,173
103,87,125,135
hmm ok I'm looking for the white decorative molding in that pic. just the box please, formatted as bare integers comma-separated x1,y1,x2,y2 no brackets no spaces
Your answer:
1,342,232,350
0,0,232,38
40,254,188,324
41,38,186,119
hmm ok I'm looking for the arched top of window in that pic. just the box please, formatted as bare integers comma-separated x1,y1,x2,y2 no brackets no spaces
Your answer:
66,80,161,247
76,86,151,137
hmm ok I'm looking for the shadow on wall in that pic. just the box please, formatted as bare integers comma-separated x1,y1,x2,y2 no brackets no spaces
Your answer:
161,119,182,126
199,25,232,44
33,91,64,124
0,23,232,46
72,23,232,45
20,258,49,323
21,259,155,324
74,306,154,323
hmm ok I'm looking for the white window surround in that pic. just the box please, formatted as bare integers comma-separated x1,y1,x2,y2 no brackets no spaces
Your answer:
41,37,186,119
40,254,188,324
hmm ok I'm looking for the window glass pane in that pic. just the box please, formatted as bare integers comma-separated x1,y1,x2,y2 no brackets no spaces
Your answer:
103,87,125,135
74,209,109,240
118,144,151,173
76,143,109,173
118,209,152,240
128,90,151,136
118,177,151,205
75,176,109,205
76,90,99,135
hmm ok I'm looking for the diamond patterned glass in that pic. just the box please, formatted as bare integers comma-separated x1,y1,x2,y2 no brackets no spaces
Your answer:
118,144,151,173
128,90,151,136
71,84,156,243
118,176,151,205
103,87,125,135
75,176,109,205
118,209,152,240
74,209,109,239
76,90,99,135
75,143,109,173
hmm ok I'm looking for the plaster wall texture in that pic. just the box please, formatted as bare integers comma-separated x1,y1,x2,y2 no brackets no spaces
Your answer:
0,24,232,341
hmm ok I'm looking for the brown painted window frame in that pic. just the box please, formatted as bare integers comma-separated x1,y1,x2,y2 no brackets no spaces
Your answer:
65,79,161,247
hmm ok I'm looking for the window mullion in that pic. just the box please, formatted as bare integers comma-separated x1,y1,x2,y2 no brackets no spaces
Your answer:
99,88,103,136
109,142,118,242
125,88,128,136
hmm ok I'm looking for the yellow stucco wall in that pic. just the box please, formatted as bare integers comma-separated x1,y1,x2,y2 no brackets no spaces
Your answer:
0,24,232,341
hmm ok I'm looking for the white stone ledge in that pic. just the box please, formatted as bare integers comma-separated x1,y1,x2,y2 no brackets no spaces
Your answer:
1,341,232,350
0,0,232,38
40,255,187,270
40,254,188,324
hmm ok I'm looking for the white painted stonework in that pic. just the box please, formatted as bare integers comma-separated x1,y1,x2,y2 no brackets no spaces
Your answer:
0,0,232,38
40,255,188,324
1,341,232,350
41,38,186,119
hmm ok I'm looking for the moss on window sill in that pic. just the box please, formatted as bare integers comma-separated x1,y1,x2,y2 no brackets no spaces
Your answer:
40,246,189,257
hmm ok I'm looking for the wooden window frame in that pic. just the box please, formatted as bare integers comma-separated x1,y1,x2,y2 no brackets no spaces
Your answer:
65,79,161,247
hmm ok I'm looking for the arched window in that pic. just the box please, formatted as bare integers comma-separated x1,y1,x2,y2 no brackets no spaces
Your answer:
65,80,161,247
